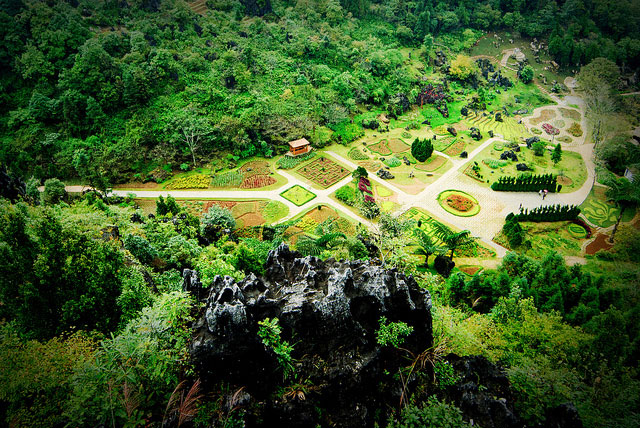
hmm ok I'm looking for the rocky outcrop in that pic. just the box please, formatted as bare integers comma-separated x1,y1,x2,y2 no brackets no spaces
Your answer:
187,244,583,428
189,244,432,427
443,355,521,428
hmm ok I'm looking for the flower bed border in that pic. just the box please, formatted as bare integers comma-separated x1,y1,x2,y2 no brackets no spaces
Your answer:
437,190,480,217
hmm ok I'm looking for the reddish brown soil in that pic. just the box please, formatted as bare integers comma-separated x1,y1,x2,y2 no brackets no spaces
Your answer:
585,232,613,255
460,266,482,275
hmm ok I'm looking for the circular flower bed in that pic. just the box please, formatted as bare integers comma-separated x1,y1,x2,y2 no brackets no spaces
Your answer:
437,190,480,217
493,143,504,151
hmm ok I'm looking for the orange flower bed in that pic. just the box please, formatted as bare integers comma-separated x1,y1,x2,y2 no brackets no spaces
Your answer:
446,194,474,212
240,175,276,189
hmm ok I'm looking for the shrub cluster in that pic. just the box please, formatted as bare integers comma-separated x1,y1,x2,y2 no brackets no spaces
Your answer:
509,204,581,222
276,151,316,169
491,174,558,192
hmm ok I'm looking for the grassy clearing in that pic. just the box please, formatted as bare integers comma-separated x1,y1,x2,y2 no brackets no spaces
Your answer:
263,200,289,224
280,185,317,206
465,143,587,192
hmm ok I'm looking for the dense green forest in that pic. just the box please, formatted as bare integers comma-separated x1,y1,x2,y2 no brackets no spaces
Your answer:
1,0,639,184
1,0,640,427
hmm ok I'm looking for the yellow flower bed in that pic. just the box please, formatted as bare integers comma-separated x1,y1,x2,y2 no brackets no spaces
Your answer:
165,174,210,189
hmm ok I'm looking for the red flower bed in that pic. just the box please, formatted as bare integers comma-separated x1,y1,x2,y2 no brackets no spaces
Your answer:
240,175,276,189
542,123,559,135
446,194,474,212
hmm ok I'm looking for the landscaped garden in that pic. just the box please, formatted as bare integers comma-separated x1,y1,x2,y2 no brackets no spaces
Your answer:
134,198,289,227
280,185,317,206
209,159,284,190
297,156,350,188
579,185,636,227
463,140,587,192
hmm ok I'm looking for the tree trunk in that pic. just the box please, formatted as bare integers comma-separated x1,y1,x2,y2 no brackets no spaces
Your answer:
610,205,625,243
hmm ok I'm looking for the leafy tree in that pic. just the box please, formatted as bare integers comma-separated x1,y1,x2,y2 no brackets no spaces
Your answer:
412,227,443,268
519,65,534,84
532,141,546,156
430,221,476,260
352,166,368,180
295,231,346,257
551,143,562,164
411,137,433,162
603,175,640,242
42,178,66,205
124,234,158,265
201,205,236,241
449,54,476,81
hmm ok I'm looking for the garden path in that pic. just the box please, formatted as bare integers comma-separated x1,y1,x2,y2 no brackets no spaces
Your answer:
65,71,599,265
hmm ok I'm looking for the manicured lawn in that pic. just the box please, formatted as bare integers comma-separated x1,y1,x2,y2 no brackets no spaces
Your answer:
280,185,317,206
464,143,587,192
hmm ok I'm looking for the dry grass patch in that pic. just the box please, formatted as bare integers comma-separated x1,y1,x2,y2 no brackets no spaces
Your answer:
530,109,557,125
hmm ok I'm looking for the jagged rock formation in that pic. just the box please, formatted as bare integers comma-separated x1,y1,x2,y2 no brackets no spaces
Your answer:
187,244,582,427
190,244,432,426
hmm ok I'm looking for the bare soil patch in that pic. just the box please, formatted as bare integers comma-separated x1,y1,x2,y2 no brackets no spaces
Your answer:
585,232,613,255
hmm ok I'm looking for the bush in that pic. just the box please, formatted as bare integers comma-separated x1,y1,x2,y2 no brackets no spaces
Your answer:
201,205,236,241
336,185,356,205
411,137,434,162
65,292,195,427
383,156,402,167
42,178,66,205
124,234,158,264
386,396,472,428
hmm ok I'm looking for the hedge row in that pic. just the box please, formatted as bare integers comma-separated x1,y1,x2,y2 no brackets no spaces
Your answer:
491,173,558,192
507,204,581,222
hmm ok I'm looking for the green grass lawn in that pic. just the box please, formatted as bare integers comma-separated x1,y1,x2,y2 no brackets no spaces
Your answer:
519,221,586,258
262,200,290,224
464,143,587,192
280,185,317,206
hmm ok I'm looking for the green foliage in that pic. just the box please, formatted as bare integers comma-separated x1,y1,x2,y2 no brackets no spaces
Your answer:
383,156,402,168
257,318,295,380
65,291,195,427
201,205,236,241
551,143,562,164
483,158,508,169
336,185,356,206
124,234,158,264
0,325,95,428
277,152,316,169
376,316,414,348
42,178,66,205
411,137,434,162
519,65,534,84
352,166,369,180
492,174,557,192
532,141,546,156
386,396,472,428
0,202,125,338
116,267,154,328
434,361,460,389
195,245,244,286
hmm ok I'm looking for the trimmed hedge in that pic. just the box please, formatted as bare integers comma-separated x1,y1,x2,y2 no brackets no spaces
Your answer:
491,173,558,192
507,204,581,222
